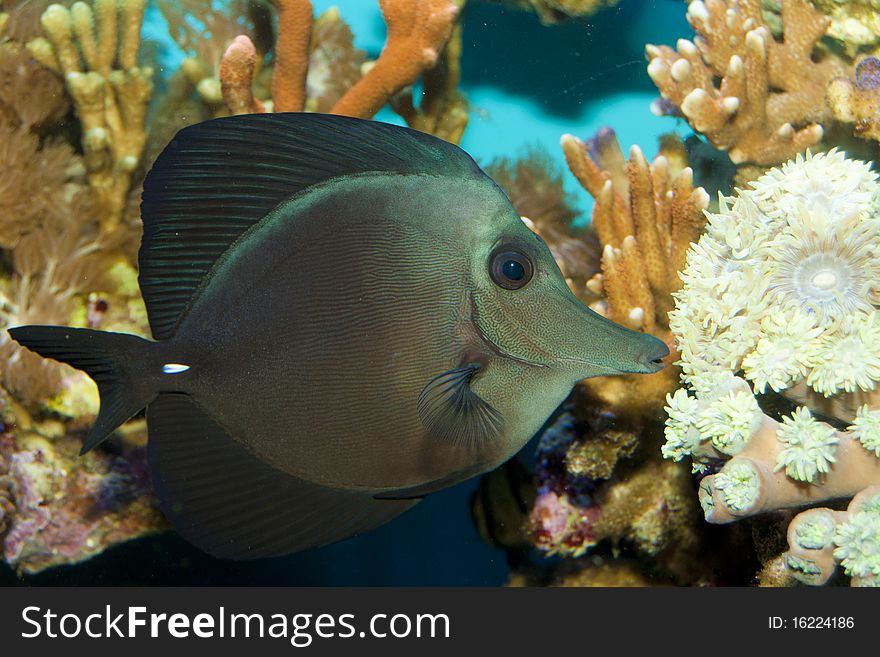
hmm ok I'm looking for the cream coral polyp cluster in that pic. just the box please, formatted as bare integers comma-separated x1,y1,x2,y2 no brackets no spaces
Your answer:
662,150,880,585
669,150,880,399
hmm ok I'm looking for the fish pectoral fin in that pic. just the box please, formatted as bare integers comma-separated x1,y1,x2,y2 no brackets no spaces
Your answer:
417,364,503,448
147,393,418,560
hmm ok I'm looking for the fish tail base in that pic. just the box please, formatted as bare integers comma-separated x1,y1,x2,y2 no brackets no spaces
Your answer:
8,326,156,453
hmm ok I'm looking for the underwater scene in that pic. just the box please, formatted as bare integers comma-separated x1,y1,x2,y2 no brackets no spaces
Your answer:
0,0,879,588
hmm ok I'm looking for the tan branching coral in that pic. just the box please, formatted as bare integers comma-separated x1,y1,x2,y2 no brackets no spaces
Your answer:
27,0,152,232
647,0,847,165
0,1,147,407
560,128,708,415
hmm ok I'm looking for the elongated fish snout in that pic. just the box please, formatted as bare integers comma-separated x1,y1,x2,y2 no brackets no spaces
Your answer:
552,296,671,379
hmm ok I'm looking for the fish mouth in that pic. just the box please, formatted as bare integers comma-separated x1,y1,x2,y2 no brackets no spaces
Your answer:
641,339,670,373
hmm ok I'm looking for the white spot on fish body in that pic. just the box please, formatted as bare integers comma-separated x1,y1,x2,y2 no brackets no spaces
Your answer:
162,363,191,374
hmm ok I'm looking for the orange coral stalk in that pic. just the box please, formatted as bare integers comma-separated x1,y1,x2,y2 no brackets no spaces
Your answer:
220,35,265,115
561,129,708,417
331,0,459,118
563,130,708,328
701,417,880,524
271,0,313,112
561,133,631,248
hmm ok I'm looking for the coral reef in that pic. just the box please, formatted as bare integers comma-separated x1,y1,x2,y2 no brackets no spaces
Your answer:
647,0,847,166
559,128,708,416
808,0,880,57
0,402,165,575
484,132,724,587
828,56,880,142
0,15,116,405
0,0,160,575
663,150,880,585
521,396,738,585
213,0,467,141
28,0,153,231
388,11,468,145
490,0,620,25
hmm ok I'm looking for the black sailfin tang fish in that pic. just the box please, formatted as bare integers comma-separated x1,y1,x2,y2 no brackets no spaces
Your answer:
9,113,668,559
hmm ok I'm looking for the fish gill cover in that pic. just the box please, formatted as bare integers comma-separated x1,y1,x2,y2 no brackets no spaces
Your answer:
0,0,877,588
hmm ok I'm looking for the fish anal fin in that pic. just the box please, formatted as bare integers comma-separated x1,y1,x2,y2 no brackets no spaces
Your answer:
147,393,418,559
417,364,503,449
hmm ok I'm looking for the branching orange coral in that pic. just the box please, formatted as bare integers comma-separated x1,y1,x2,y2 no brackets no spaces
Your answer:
389,16,468,144
329,0,459,118
218,0,465,137
159,0,267,107
220,35,266,115
561,128,709,415
271,0,312,112
646,0,847,165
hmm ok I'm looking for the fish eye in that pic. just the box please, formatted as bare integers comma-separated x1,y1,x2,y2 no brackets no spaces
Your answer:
489,247,533,290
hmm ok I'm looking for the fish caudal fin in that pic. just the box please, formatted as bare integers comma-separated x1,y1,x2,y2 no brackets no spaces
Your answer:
148,393,419,559
8,326,155,454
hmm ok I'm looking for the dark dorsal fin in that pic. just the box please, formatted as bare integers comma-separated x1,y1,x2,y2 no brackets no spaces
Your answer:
139,113,485,340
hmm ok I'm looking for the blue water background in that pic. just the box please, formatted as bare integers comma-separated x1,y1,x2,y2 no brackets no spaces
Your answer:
145,0,689,216
109,0,691,586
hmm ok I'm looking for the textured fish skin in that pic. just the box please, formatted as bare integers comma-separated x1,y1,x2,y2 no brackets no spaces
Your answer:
159,173,659,494
8,114,668,558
